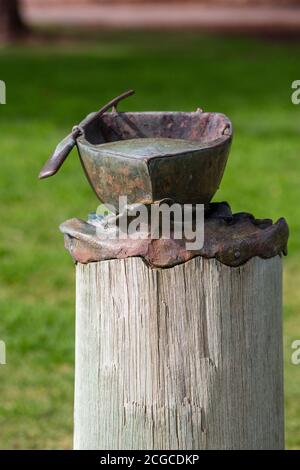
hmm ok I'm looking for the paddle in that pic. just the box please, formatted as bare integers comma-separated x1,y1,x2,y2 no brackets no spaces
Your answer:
38,90,135,179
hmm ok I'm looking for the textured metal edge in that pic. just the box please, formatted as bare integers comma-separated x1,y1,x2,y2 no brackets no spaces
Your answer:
75,111,233,206
60,202,289,269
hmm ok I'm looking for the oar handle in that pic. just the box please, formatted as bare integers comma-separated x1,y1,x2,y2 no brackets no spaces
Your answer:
38,90,135,180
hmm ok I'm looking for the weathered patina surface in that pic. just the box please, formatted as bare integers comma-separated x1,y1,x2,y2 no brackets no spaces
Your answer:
39,90,232,207
39,89,232,209
77,111,232,207
60,202,289,268
38,90,135,179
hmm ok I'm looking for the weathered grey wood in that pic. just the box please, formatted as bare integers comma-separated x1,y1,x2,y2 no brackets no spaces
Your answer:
74,255,284,450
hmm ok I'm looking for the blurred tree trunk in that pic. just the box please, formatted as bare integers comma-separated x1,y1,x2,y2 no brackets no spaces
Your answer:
0,0,29,42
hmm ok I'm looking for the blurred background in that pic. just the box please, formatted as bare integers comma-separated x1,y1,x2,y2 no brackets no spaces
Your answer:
0,0,300,449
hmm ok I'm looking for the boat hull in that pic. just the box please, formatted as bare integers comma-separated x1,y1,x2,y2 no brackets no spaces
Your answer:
77,111,232,208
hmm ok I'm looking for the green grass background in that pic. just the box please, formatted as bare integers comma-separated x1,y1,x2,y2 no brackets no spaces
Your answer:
0,31,299,449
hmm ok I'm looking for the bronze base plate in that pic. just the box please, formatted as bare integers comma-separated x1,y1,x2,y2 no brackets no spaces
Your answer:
60,202,288,268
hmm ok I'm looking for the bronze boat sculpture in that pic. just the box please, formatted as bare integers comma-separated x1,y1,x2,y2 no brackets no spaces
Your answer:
41,91,288,269
39,90,233,207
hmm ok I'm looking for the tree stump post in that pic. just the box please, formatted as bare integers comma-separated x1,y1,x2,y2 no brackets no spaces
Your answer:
61,202,288,450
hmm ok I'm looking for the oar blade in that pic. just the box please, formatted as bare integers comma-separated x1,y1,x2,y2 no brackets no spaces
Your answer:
38,134,76,179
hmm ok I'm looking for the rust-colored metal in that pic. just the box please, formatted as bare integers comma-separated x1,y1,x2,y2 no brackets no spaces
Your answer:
39,89,232,206
77,111,232,206
60,202,289,268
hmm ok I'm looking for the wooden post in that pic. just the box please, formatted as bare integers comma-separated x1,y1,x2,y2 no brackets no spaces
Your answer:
73,256,283,450
60,204,288,450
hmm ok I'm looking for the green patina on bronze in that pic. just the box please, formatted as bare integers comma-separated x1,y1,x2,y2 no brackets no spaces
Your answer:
84,137,222,159
39,91,289,267
39,91,232,208
76,111,232,207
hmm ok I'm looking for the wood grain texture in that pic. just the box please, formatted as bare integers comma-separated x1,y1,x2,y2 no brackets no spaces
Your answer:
74,255,284,450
